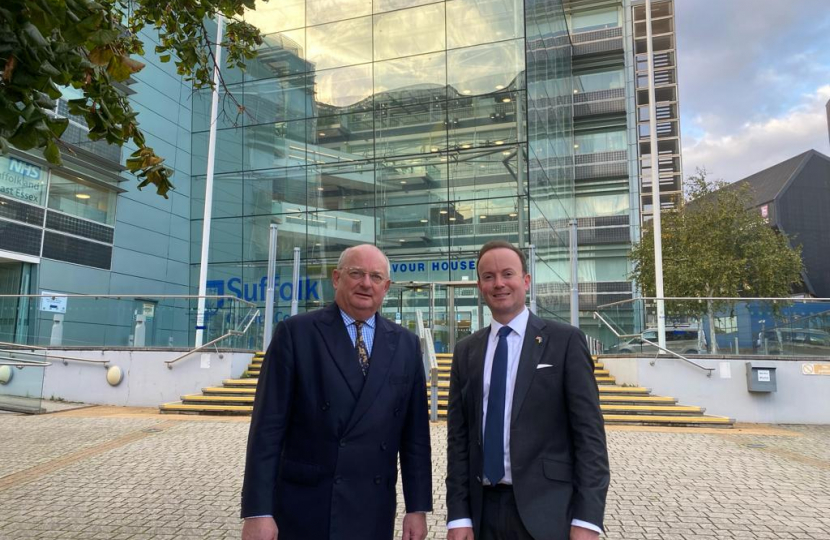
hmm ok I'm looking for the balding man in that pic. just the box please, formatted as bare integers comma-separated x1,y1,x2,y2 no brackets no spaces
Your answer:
241,244,432,540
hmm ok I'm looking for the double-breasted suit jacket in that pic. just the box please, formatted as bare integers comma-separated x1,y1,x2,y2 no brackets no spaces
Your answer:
241,302,432,540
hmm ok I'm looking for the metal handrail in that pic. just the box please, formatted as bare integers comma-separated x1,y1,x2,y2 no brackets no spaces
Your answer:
0,357,52,367
593,311,714,377
0,343,109,367
415,310,440,421
0,294,255,306
597,296,830,310
165,308,260,369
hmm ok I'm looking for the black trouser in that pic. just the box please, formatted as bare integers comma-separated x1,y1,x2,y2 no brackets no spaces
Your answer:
480,484,535,540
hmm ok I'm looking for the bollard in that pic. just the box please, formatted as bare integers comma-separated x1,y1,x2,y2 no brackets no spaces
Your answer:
50,313,64,346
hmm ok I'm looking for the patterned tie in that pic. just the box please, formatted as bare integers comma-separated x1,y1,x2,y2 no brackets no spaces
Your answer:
354,320,370,377
483,325,512,485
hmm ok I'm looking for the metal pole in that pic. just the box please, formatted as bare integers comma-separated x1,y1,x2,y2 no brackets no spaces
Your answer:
528,244,537,314
569,219,579,327
645,0,666,349
195,15,224,348
516,85,526,247
262,224,279,351
290,247,301,316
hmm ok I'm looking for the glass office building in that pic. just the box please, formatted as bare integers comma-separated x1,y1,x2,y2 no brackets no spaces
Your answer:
191,0,578,346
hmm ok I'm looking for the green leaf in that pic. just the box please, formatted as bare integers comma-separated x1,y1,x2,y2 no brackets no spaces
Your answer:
21,22,49,48
44,139,61,164
88,28,120,46
158,54,171,62
46,116,69,138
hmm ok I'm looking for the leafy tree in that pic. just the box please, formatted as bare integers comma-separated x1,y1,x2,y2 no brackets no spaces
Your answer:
0,0,264,197
629,169,804,352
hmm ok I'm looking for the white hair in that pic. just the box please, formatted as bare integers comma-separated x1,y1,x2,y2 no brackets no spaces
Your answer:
337,244,392,277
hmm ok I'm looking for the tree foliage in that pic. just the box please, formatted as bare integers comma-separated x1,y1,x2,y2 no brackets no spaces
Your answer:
629,169,804,349
0,0,264,197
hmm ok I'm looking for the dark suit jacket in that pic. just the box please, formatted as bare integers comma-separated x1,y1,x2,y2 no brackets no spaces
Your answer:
445,312,609,540
241,302,432,540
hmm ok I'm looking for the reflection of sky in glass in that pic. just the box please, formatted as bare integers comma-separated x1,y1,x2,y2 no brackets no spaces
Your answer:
374,0,438,13
374,3,446,61
244,0,305,33
448,39,524,95
313,65,373,108
374,52,447,95
307,17,372,71
307,0,372,26
447,0,524,49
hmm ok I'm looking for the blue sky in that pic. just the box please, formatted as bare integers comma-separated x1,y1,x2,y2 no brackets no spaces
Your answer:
675,0,830,182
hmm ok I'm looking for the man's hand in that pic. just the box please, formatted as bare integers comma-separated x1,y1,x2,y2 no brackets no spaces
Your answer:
401,512,427,540
242,517,278,540
447,527,474,540
570,525,600,540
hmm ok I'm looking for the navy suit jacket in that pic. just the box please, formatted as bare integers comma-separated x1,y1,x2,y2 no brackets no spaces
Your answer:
241,302,432,540
446,313,610,540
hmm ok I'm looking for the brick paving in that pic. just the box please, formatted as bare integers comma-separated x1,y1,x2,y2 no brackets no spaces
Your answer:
0,409,828,539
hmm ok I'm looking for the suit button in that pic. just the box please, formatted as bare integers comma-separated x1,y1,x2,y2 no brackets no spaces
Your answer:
475,476,482,483
380,442,388,451
374,476,382,485
334,476,343,484
339,440,346,448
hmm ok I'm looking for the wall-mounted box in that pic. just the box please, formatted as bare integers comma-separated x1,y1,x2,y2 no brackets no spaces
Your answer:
746,362,777,393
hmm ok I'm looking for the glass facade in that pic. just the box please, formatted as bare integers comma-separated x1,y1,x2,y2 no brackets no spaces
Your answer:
191,0,576,331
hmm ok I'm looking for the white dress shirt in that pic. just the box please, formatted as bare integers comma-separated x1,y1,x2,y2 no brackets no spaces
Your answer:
447,308,600,535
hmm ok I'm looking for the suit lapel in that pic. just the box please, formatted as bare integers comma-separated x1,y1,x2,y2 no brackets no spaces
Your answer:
314,303,363,400
511,313,548,423
345,314,398,433
468,328,489,442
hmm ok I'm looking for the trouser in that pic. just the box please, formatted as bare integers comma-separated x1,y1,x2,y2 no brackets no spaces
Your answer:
479,484,535,540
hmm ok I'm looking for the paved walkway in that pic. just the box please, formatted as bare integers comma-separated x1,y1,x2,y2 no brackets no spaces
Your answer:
0,407,828,539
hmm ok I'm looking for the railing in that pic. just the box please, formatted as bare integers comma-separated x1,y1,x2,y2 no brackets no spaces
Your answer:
0,294,258,350
594,297,830,359
416,310,440,421
592,310,714,376
166,308,260,369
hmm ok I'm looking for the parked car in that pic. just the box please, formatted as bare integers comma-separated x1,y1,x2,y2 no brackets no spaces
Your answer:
608,327,706,355
756,327,830,356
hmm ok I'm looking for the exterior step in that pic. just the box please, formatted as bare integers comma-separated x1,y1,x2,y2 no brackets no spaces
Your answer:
182,394,254,404
599,395,676,404
603,414,734,426
160,402,253,414
223,378,258,387
203,386,256,395
599,405,704,415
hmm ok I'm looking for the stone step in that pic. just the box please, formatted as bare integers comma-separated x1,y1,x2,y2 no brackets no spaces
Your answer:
160,402,253,415
603,414,734,426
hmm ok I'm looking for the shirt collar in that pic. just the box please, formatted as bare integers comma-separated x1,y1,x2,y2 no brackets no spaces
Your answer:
489,307,529,340
339,307,376,329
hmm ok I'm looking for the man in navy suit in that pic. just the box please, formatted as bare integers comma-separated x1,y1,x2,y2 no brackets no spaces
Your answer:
241,244,432,540
445,241,609,540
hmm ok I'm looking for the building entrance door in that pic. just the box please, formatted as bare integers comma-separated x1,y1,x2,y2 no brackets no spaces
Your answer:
381,281,491,354
0,261,30,344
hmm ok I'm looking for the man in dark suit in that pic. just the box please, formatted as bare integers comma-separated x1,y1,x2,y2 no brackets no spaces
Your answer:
445,240,609,540
241,244,432,540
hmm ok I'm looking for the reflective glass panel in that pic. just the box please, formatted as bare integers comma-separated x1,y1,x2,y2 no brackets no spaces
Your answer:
374,0,438,13
447,39,524,97
447,147,519,200
373,3,446,61
447,94,520,151
307,17,372,71
308,161,375,210
244,120,310,171
244,0,305,33
192,128,244,177
447,0,524,49
374,103,448,158
377,202,450,256
244,213,307,262
307,208,376,259
314,111,376,160
312,64,374,114
307,0,372,26
245,167,307,217
574,69,624,93
247,30,308,81
243,75,310,126
570,7,620,32
47,172,116,225
574,130,627,154
208,217,243,263
376,154,449,207
374,52,447,105
191,172,245,219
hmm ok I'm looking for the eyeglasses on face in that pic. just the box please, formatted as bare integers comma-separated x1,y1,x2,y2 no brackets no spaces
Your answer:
341,267,388,284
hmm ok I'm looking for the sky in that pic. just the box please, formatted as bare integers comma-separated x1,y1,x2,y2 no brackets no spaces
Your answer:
675,0,830,183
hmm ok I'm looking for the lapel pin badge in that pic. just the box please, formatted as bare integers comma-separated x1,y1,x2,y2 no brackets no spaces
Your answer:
535,336,543,345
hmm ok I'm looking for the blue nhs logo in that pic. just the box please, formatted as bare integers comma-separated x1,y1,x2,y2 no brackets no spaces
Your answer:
8,157,42,180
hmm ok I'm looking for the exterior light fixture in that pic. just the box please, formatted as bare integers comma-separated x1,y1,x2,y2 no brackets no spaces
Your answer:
75,193,91,200
449,217,456,221
509,212,517,217
461,144,471,149
420,219,428,223
439,210,448,214
480,215,487,219
495,85,504,90
400,180,407,184
501,97,511,103
494,140,504,145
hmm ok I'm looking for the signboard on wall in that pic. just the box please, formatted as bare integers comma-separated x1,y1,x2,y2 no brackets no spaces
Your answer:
0,155,47,206
39,291,67,313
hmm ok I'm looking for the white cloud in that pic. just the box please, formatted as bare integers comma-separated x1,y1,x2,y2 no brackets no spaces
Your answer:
683,86,830,183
